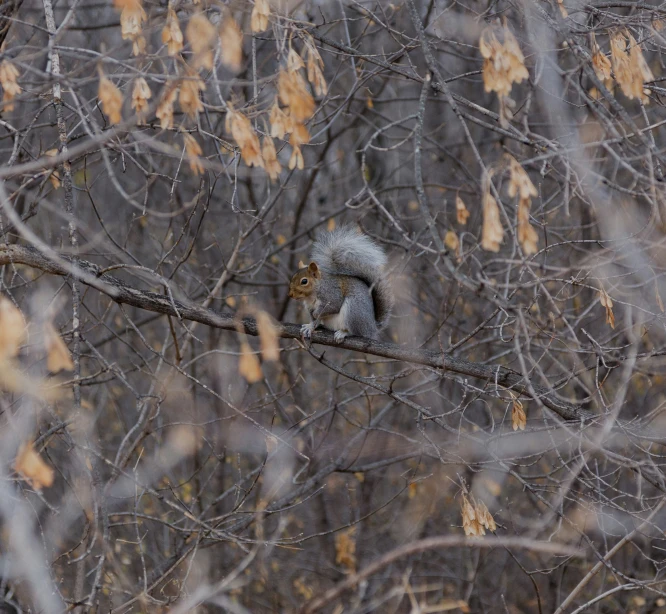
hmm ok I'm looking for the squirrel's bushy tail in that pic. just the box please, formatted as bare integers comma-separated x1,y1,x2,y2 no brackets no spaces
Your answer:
311,226,394,329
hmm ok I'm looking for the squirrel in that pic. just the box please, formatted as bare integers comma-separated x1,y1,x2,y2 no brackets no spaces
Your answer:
288,226,394,342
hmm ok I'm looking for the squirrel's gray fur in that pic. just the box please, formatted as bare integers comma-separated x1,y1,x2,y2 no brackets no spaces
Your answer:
309,226,393,339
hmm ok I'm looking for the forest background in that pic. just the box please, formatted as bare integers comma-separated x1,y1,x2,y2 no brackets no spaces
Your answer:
0,0,666,612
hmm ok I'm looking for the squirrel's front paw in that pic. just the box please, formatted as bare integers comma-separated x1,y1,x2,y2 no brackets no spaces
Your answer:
333,330,348,343
301,323,315,340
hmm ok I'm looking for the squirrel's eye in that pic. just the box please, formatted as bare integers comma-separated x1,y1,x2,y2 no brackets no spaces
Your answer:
300,278,308,285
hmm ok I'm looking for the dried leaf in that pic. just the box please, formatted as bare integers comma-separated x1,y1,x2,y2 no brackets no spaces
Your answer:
44,149,61,189
557,0,568,18
256,311,280,360
287,47,305,72
506,155,537,200
119,0,147,56
334,527,356,571
261,136,282,182
251,0,270,33
481,176,503,252
517,198,539,255
289,122,310,147
445,230,460,261
480,24,528,98
476,499,497,532
131,77,151,119
456,194,470,225
0,297,26,359
98,74,123,125
269,101,292,139
186,12,217,71
599,287,615,329
512,398,526,431
590,33,611,81
611,30,653,102
183,133,204,175
288,144,304,170
14,442,54,490
220,16,243,72
225,105,263,168
157,83,179,130
179,72,205,120
277,68,315,122
46,323,74,372
162,8,184,56
0,60,21,111
239,340,262,383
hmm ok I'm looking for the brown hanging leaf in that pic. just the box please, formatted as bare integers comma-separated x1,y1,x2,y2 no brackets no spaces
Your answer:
131,77,151,120
239,340,262,383
288,144,304,170
98,74,123,125
269,101,292,139
610,30,653,103
0,297,26,359
476,499,497,532
590,33,611,81
287,47,305,72
456,194,470,225
599,287,616,329
251,0,270,33
461,494,483,536
0,60,21,111
44,149,61,189
157,83,179,130
334,527,356,571
14,442,55,490
183,133,204,175
179,71,205,120
506,155,537,200
557,0,568,18
261,136,282,182
256,311,280,361
162,8,184,56
277,68,315,122
517,198,539,256
186,12,218,71
481,175,503,252
479,23,528,98
445,230,460,261
289,122,310,147
225,105,263,168
46,323,74,372
119,0,147,56
220,16,243,72
512,398,526,431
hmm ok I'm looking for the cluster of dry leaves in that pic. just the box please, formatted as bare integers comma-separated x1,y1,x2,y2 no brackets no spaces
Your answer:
591,29,655,103
460,494,497,537
479,20,528,128
94,0,328,181
0,297,74,492
481,154,539,255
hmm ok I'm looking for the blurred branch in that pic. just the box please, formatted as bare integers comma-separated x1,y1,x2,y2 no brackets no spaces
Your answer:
0,243,594,422
301,536,584,614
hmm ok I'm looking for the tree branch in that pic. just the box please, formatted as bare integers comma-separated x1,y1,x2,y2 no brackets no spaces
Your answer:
301,536,583,614
0,243,594,422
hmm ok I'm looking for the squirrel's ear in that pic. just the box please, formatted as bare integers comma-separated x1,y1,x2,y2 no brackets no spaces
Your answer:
298,260,306,269
308,262,321,279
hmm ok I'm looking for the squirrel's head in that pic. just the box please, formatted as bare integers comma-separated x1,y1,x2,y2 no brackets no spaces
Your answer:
288,261,321,300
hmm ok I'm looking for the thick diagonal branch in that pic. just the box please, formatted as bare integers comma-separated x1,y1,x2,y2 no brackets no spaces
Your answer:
0,243,593,422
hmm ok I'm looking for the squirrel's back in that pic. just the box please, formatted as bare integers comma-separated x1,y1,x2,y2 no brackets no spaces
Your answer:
311,226,393,329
